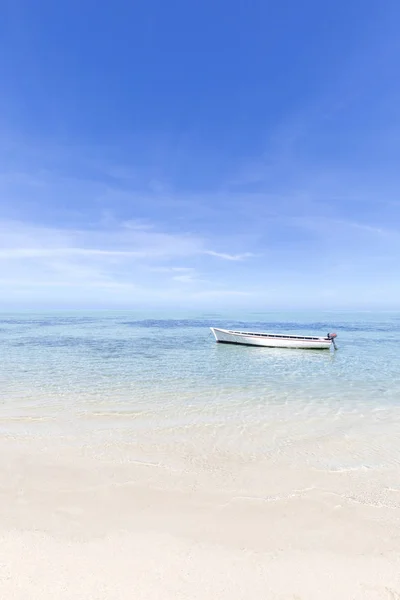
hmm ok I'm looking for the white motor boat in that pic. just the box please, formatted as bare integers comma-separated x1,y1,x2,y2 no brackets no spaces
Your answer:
210,327,337,350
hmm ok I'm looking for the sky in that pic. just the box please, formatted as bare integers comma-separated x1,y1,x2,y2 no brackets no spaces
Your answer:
0,0,399,310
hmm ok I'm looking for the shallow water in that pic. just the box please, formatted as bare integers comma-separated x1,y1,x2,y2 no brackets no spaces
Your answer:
1,310,399,483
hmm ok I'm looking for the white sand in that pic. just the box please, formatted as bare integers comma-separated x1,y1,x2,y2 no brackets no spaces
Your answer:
1,530,400,600
1,436,400,599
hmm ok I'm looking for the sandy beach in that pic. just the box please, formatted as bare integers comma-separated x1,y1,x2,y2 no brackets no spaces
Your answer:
1,431,400,600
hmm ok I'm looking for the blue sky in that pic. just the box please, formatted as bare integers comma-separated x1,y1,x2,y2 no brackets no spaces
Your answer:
0,0,399,309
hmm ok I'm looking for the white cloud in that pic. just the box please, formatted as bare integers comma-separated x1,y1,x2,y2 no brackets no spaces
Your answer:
292,216,398,238
189,289,251,298
172,274,198,283
0,219,202,259
203,250,256,261
0,219,254,305
0,248,139,259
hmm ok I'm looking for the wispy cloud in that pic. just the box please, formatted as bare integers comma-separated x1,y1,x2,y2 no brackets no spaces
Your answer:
0,218,256,305
290,216,399,237
0,248,142,259
203,250,256,261
172,273,199,283
0,219,258,263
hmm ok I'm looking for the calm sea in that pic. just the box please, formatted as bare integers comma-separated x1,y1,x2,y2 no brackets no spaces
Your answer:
1,310,399,480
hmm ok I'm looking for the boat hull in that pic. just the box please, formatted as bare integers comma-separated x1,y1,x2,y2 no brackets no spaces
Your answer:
210,328,332,350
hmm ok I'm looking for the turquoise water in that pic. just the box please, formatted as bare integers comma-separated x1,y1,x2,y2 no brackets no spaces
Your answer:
1,311,400,476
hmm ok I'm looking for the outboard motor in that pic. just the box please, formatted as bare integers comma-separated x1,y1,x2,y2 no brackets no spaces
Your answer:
327,333,338,350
